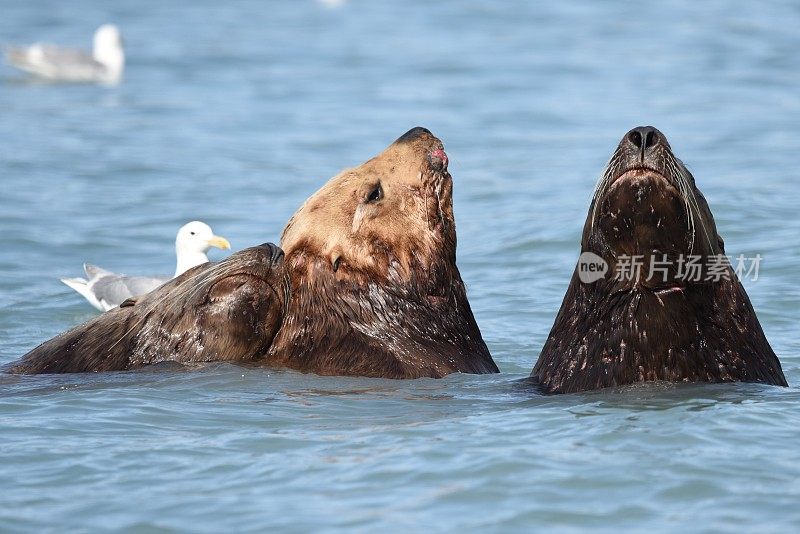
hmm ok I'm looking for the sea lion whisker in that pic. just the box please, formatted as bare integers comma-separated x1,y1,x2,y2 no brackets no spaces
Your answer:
421,171,432,231
590,170,616,228
673,161,714,252
667,158,696,253
589,151,623,231
432,171,446,227
664,155,697,253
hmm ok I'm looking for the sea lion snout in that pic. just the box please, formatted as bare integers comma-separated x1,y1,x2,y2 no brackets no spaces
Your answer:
428,147,448,171
626,126,661,152
219,243,285,279
594,126,684,225
623,125,667,164
393,126,448,170
617,126,670,172
255,242,285,267
593,127,696,265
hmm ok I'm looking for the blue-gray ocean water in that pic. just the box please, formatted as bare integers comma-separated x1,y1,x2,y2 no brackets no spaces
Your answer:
1,1,799,531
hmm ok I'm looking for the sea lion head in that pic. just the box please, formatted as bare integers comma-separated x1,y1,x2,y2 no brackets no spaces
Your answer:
532,126,786,393
271,127,497,378
281,126,454,290
584,126,723,288
136,243,288,365
7,243,288,374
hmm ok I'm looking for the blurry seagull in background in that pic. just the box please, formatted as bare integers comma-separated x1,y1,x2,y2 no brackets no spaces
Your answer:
61,221,231,312
4,24,125,84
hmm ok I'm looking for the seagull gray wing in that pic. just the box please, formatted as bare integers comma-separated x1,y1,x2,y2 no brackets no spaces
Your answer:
91,274,171,310
5,44,106,81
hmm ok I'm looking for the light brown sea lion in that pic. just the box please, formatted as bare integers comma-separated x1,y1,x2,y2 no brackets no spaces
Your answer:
263,126,499,378
6,244,287,373
531,126,787,394
7,128,498,379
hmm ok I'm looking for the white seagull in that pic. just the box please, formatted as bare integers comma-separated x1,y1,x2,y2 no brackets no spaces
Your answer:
5,24,125,84
61,221,231,312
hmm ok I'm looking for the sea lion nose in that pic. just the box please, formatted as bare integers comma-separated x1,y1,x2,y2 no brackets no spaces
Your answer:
260,243,285,266
429,148,448,171
625,126,662,160
270,245,285,266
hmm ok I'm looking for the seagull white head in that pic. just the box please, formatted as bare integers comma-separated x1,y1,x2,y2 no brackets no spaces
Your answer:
174,221,231,277
92,24,124,83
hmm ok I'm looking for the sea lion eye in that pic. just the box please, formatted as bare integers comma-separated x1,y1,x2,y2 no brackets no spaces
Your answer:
366,183,383,203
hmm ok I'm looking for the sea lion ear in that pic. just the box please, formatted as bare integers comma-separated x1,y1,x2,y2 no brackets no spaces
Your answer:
717,235,726,254
331,253,342,273
119,297,138,308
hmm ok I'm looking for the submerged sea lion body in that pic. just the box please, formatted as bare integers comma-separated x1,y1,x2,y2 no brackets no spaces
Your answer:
531,126,787,394
6,244,287,374
266,127,498,378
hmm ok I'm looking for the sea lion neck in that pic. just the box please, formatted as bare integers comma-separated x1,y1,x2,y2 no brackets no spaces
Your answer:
266,258,497,378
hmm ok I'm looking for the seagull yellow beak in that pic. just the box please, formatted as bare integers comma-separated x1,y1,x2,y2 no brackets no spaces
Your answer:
207,235,231,250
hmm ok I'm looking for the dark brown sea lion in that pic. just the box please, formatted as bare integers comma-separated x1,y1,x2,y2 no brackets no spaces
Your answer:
263,126,499,378
6,244,287,374
531,126,787,394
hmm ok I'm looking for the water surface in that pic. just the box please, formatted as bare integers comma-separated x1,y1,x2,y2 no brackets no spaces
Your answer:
1,1,799,531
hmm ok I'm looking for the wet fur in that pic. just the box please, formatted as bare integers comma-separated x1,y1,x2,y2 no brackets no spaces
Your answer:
266,231,496,378
532,127,787,393
6,244,286,374
268,127,497,378
7,128,496,379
